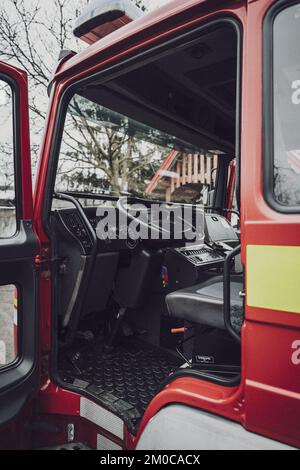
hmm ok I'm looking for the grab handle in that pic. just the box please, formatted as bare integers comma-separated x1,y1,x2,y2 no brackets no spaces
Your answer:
223,245,241,343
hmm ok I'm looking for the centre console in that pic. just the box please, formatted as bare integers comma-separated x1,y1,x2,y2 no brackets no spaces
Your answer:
174,245,225,268
165,243,226,288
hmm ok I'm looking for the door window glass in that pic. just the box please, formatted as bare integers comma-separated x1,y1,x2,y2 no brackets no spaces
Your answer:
0,285,18,367
0,78,17,236
273,3,300,205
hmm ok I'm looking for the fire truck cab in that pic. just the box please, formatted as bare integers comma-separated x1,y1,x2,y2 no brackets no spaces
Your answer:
0,0,299,450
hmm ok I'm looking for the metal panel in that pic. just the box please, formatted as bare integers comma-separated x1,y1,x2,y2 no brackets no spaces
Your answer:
136,404,294,450
80,397,124,439
97,434,122,451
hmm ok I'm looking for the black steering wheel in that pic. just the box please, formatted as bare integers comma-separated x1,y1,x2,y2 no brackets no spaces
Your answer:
117,196,204,242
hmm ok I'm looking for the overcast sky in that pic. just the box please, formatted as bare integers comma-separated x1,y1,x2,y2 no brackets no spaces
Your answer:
0,0,174,170
143,0,171,9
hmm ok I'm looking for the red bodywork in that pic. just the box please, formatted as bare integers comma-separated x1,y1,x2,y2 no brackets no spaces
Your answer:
3,0,298,449
241,0,300,447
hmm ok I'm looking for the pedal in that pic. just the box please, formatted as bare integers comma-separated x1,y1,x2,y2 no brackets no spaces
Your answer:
134,326,147,336
122,321,134,337
77,330,94,342
67,350,86,375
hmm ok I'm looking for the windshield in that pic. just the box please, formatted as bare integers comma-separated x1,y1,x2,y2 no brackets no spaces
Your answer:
55,93,219,205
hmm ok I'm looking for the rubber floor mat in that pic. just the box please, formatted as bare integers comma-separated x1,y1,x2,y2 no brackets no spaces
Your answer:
59,338,182,435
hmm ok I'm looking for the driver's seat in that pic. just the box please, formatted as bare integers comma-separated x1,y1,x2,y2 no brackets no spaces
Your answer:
165,274,244,334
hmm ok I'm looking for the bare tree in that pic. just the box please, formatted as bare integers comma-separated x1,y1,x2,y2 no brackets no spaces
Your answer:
0,0,157,196
0,0,87,133
0,81,14,198
57,95,167,196
0,0,148,124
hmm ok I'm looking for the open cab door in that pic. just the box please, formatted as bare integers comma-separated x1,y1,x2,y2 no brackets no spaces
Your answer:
0,61,39,449
242,1,300,448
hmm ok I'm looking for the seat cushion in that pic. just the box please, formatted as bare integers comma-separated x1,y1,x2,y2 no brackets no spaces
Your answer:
166,275,244,333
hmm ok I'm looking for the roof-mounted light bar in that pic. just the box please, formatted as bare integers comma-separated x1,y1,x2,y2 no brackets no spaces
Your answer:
74,0,143,44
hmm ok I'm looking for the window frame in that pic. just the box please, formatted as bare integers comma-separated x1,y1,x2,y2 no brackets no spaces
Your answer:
0,73,27,372
263,0,300,213
0,73,22,234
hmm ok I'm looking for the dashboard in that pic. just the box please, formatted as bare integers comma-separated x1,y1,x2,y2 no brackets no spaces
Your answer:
54,204,239,257
59,210,94,254
56,207,133,254
51,199,240,326
55,206,187,254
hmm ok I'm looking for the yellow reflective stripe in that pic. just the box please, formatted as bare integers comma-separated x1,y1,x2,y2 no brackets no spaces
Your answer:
247,245,300,314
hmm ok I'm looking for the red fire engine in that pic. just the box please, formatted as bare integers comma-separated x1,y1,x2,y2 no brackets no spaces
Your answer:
0,0,299,450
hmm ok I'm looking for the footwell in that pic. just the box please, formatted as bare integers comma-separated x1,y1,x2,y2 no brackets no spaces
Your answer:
59,337,181,435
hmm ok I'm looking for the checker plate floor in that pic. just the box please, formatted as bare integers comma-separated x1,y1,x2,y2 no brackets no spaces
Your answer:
59,338,181,435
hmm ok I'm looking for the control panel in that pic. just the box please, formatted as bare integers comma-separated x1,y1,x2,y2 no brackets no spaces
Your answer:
88,215,99,230
175,245,225,267
165,243,226,288
61,212,93,254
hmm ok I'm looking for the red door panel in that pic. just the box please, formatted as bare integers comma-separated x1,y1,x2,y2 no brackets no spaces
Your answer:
241,0,300,448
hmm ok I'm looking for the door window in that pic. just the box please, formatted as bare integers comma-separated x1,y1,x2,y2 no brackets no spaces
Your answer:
0,77,19,367
0,285,18,367
0,78,16,236
272,3,300,206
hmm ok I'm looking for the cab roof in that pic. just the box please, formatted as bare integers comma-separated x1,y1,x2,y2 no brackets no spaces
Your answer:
55,0,242,80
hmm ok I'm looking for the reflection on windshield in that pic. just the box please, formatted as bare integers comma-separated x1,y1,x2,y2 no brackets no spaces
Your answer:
95,198,205,244
56,94,218,205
